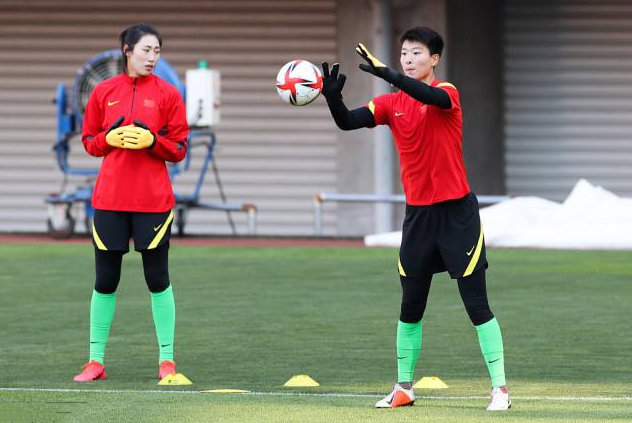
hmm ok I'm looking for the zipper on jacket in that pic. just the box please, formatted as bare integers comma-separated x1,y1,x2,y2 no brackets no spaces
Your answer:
129,78,137,119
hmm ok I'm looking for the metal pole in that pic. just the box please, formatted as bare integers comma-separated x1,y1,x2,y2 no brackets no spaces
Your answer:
314,195,323,236
246,206,257,235
312,192,509,235
372,0,394,233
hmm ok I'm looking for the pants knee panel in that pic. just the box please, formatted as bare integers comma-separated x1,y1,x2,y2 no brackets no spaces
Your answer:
463,301,494,326
141,243,170,293
458,269,494,326
144,268,170,293
399,274,432,324
94,250,123,294
400,303,424,323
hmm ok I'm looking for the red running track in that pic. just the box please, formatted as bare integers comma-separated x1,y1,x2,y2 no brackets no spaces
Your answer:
0,234,366,248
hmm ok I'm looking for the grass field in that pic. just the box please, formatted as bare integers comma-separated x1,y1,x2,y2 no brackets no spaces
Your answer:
0,243,631,422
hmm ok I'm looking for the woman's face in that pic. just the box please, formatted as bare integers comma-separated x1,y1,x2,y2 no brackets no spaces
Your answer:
125,34,160,77
400,40,439,82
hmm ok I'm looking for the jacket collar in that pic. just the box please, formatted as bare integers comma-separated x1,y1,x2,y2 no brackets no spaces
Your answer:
119,72,154,86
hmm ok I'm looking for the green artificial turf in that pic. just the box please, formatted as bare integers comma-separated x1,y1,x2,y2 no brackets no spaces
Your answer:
0,244,630,422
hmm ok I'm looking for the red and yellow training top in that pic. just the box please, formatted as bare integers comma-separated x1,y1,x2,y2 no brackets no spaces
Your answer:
82,73,188,212
368,79,470,206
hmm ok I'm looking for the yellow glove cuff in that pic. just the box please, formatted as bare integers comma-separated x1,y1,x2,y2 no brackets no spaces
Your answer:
356,43,386,68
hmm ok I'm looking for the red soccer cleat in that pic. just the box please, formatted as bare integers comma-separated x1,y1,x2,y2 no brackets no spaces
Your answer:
158,360,177,379
73,360,106,382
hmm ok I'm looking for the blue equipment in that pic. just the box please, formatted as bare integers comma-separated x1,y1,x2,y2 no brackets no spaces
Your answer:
47,49,256,238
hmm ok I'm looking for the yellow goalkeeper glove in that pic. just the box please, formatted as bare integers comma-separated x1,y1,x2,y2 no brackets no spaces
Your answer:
104,116,128,148
356,43,398,82
356,43,386,68
121,120,155,150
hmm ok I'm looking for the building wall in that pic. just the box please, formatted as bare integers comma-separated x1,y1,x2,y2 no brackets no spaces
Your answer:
5,0,625,237
504,0,632,199
0,0,338,236
447,0,506,195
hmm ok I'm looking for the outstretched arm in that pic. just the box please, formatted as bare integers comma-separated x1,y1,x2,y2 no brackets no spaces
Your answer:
321,61,375,130
356,43,451,109
327,101,375,131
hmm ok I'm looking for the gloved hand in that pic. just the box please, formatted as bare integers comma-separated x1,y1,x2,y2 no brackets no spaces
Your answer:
320,62,347,101
121,120,155,149
356,43,389,80
104,116,127,148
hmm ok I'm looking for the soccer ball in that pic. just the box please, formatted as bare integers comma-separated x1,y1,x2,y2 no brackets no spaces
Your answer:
276,60,323,106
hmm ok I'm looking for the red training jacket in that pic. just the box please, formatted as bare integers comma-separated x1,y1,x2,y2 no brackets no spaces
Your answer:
82,73,188,212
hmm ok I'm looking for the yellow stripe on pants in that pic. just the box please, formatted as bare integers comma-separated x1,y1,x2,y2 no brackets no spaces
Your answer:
92,223,108,250
398,257,407,277
463,224,484,277
148,211,174,250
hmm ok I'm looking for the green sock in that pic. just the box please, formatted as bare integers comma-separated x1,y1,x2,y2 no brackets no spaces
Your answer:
151,285,175,362
89,290,117,365
397,320,422,383
476,317,506,387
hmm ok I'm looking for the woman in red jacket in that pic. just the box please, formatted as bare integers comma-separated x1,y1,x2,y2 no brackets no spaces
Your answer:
73,23,188,382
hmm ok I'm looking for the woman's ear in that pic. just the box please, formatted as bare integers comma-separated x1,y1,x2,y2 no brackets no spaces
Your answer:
431,53,440,67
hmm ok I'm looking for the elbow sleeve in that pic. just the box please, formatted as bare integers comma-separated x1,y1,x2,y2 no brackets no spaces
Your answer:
327,99,375,130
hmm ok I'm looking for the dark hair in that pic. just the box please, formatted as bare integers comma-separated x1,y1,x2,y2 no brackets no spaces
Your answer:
399,26,444,56
119,23,162,73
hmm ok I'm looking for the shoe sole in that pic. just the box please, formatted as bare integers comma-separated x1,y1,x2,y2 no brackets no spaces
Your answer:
487,401,511,411
73,372,106,382
376,401,414,409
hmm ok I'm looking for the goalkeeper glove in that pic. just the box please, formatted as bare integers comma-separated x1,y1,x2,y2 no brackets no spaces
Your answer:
320,62,347,101
104,116,128,148
356,43,398,83
121,120,155,149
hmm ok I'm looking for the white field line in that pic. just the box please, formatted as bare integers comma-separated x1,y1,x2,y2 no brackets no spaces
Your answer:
1,387,631,402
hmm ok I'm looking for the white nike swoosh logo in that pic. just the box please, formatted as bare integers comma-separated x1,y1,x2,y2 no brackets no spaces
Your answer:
466,245,475,256
108,100,120,106
154,224,162,231
395,112,405,116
